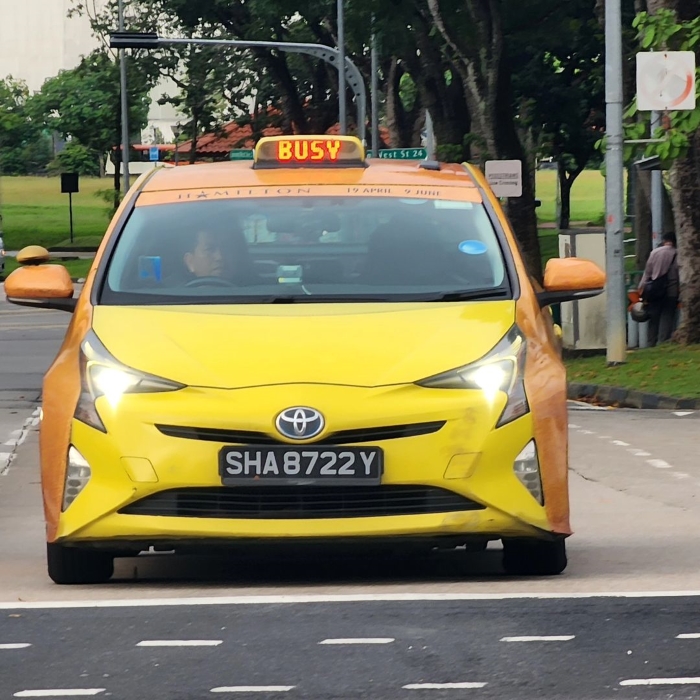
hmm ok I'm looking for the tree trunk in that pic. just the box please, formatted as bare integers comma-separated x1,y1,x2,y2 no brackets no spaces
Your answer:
669,130,700,344
633,168,652,271
558,166,573,231
189,114,198,165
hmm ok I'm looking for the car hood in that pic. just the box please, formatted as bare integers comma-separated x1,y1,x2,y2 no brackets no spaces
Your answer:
92,302,516,389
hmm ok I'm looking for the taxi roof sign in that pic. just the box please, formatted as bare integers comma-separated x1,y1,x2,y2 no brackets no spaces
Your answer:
254,135,366,168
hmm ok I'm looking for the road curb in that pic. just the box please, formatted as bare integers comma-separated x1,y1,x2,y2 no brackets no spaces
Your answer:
567,382,700,410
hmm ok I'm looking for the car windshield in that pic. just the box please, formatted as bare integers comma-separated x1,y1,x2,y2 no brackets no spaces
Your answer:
100,196,510,305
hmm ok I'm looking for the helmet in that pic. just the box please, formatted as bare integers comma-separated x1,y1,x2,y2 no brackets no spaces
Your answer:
630,301,649,323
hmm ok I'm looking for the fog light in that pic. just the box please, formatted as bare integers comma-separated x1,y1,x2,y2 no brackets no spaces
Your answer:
62,446,92,511
513,440,543,504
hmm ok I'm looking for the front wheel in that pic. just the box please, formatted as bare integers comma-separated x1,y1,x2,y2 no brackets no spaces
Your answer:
47,543,114,585
502,537,567,576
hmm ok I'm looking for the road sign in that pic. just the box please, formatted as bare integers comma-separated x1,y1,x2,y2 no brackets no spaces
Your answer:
485,160,522,197
378,148,428,160
149,146,160,162
230,149,255,161
636,51,696,112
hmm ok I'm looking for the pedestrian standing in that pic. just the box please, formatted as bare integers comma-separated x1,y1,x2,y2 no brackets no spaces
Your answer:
638,232,679,346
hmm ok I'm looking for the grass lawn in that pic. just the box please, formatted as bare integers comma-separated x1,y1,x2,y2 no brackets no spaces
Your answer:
535,169,605,225
1,176,111,250
565,345,700,399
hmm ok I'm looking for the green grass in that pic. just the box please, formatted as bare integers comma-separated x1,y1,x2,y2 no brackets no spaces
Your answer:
535,169,605,225
1,176,111,250
565,345,700,399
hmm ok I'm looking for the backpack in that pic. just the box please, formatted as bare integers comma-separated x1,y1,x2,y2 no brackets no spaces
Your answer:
643,250,677,303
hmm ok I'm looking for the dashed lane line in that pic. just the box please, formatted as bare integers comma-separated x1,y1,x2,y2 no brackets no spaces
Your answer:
677,633,700,639
0,643,31,649
620,678,700,687
136,640,222,647
14,692,105,698
403,683,487,690
210,687,295,694
500,636,575,642
319,638,394,645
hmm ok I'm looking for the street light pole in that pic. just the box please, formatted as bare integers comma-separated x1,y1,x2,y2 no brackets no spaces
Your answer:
370,27,379,157
604,0,627,365
337,0,347,135
118,0,130,194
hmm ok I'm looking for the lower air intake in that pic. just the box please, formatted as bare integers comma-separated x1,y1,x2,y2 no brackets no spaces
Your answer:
119,486,484,520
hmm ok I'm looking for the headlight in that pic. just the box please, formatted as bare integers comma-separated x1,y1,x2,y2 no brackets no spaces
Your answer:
416,326,529,428
75,330,185,432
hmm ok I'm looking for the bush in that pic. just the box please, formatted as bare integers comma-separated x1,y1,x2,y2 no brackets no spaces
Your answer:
49,143,101,177
0,134,53,175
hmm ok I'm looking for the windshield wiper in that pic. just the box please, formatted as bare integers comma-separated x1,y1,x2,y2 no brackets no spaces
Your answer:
424,288,510,302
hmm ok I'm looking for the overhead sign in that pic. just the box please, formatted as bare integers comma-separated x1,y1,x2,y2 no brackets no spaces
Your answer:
378,148,428,160
636,51,696,111
485,160,522,197
229,149,255,161
149,146,160,162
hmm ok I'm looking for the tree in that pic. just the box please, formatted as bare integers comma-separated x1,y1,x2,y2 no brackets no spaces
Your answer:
0,77,52,175
630,5,700,344
31,50,153,208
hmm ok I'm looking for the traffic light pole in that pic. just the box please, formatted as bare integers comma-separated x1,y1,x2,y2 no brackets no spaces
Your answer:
118,0,130,194
110,33,367,143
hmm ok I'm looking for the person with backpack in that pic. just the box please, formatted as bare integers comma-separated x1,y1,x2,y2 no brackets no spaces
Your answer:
638,232,679,346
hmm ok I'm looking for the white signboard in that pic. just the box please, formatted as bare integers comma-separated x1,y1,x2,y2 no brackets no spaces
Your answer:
637,51,696,111
485,160,522,197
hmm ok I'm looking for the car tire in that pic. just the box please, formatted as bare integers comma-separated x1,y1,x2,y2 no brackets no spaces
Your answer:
501,537,567,576
46,543,114,585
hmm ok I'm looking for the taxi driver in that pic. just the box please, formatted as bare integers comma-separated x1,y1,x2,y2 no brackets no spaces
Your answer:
184,230,226,278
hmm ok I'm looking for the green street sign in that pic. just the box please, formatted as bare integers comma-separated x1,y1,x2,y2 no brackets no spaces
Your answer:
229,149,255,161
378,148,428,160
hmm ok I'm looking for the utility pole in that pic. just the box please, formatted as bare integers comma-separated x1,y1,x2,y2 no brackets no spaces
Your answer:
650,110,663,248
604,0,627,365
370,28,379,156
337,0,347,135
118,0,130,194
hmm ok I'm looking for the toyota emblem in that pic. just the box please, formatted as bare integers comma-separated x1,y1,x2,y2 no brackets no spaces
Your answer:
275,407,325,440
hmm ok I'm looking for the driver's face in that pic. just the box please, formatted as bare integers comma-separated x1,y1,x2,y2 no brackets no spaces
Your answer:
184,231,225,277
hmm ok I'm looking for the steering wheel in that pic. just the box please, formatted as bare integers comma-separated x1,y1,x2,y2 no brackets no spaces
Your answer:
184,276,237,288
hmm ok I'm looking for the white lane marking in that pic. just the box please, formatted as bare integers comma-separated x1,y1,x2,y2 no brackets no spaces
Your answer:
672,472,691,480
627,448,651,457
568,424,580,429
14,692,105,698
597,435,612,439
1,408,41,475
620,678,700,687
612,440,630,446
577,429,594,434
211,687,294,694
9,591,700,610
319,638,394,645
500,635,574,642
404,683,486,690
674,411,695,417
0,643,31,649
648,459,672,469
677,633,700,639
137,639,222,647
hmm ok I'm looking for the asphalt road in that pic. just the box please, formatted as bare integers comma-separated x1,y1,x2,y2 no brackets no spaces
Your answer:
3,598,700,699
3,283,700,698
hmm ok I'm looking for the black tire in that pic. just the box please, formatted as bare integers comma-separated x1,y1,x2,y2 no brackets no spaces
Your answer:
47,543,114,585
502,537,567,576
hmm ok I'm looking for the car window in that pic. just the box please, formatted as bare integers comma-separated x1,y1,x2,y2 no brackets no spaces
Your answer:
100,196,510,305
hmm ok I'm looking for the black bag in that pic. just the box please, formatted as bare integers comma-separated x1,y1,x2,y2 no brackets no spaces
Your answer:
643,251,677,303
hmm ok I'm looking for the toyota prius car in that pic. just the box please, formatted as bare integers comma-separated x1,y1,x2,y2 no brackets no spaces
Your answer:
6,136,605,584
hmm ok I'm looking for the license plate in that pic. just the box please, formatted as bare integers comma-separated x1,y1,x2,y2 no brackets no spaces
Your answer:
219,446,383,485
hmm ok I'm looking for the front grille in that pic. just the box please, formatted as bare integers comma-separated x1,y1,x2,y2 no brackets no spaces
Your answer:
155,421,445,446
119,486,484,520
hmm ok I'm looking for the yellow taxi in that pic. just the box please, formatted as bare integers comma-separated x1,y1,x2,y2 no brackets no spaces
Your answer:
6,136,605,584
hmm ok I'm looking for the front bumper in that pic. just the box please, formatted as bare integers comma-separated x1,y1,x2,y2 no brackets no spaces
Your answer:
54,383,558,546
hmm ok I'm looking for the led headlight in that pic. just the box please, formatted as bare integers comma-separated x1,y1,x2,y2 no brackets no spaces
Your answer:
75,330,185,432
416,325,529,427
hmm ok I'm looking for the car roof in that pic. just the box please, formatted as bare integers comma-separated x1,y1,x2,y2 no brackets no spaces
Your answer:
140,159,481,195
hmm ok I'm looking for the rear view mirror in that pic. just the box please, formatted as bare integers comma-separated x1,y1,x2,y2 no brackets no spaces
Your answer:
537,257,605,308
5,246,76,313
